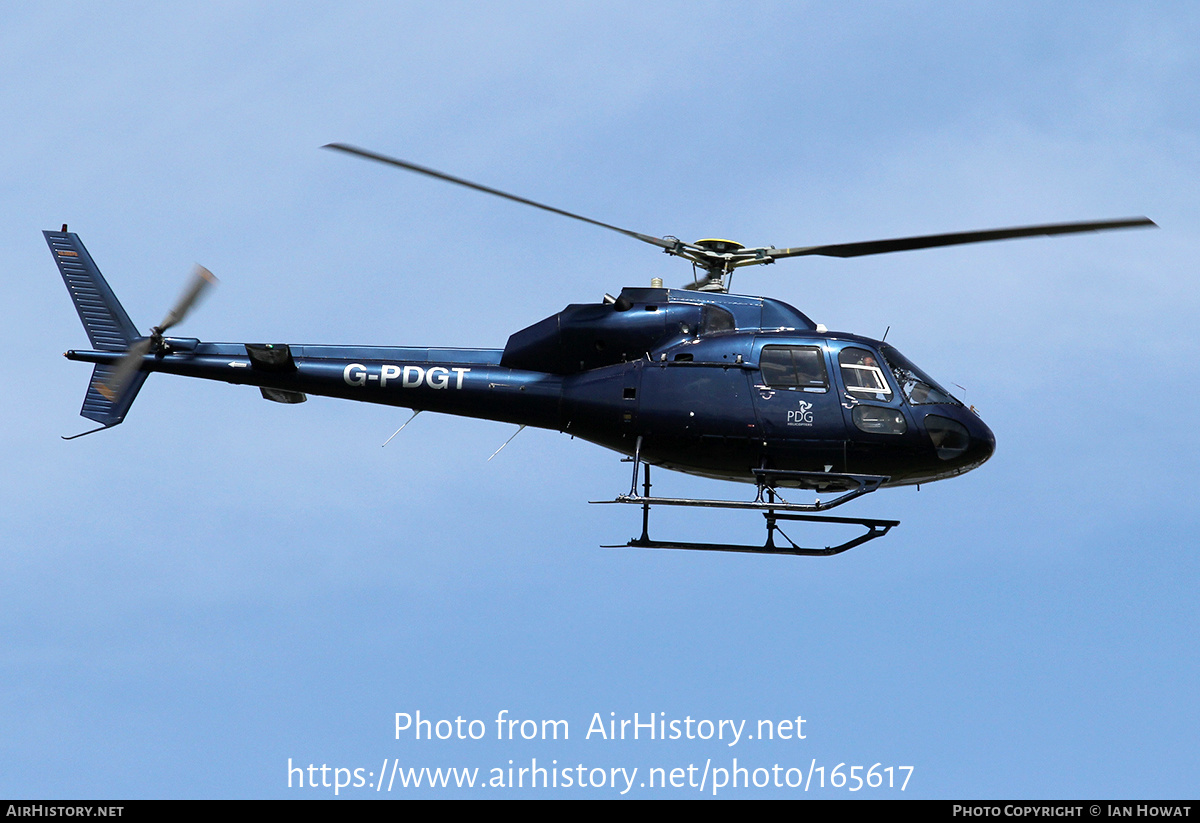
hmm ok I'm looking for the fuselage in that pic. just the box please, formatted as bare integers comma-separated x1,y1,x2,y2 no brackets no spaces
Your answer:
67,286,994,487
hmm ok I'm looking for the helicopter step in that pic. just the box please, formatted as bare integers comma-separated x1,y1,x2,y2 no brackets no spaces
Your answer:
593,453,899,556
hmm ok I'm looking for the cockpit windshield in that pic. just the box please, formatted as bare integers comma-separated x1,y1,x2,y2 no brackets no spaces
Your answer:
878,344,961,406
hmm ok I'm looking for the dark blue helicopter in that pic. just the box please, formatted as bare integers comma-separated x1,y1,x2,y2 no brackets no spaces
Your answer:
49,145,1154,555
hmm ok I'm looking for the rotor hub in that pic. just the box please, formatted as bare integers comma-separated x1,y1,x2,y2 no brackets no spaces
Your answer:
694,239,745,254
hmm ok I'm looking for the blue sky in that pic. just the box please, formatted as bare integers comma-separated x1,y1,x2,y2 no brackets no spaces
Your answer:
3,2,1197,798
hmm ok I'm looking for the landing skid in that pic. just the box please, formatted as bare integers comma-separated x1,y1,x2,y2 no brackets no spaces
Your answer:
592,441,899,556
615,512,899,557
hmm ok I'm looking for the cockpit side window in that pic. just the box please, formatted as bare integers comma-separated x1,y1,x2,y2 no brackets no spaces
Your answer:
838,347,892,400
759,345,828,390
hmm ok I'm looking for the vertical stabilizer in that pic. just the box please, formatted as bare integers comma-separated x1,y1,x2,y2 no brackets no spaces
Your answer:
47,229,149,435
44,230,138,351
78,364,148,427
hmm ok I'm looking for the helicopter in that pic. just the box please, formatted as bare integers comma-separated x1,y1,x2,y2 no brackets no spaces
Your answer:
49,144,1155,556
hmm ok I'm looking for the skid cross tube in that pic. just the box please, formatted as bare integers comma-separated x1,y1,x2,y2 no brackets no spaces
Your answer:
602,469,890,513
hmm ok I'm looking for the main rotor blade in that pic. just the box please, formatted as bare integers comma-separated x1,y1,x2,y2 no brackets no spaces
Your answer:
158,265,217,333
768,217,1157,260
323,143,677,251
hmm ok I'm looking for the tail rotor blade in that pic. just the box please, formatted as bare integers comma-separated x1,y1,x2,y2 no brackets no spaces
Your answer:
96,265,217,402
158,265,217,334
95,337,154,401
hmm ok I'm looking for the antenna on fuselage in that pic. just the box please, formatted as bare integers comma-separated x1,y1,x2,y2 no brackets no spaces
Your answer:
382,410,421,447
488,425,526,461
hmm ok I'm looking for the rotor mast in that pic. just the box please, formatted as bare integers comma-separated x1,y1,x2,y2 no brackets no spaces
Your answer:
674,239,755,293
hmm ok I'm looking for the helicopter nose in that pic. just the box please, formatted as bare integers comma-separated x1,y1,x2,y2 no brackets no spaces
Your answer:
970,414,996,465
924,409,995,471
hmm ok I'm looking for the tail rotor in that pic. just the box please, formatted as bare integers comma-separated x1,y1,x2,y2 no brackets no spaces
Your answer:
96,265,217,401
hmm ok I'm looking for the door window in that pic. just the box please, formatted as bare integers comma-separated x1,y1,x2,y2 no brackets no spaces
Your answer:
838,347,892,400
759,345,828,390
